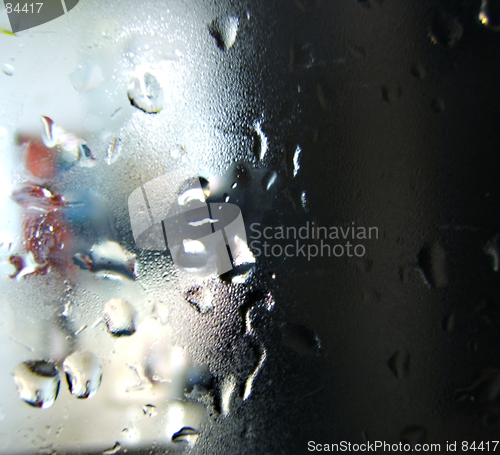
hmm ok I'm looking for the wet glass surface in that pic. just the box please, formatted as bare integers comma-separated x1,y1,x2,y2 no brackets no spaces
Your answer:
1,0,500,453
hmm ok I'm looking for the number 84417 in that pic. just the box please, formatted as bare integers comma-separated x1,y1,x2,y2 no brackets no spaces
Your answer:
5,3,43,13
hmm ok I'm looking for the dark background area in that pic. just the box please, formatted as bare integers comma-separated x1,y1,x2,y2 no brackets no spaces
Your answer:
219,0,500,452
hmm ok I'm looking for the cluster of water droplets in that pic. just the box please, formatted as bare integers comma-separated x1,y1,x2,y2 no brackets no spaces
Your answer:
13,350,103,409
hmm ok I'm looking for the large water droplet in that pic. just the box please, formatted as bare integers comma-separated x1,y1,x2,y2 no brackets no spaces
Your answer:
103,298,136,337
127,72,164,113
13,360,60,409
171,427,200,446
479,0,500,31
62,350,102,399
74,240,137,280
209,15,239,50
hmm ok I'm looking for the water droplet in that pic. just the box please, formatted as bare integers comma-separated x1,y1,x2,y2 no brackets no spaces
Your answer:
288,41,315,72
219,374,236,417
387,350,410,379
417,242,448,288
281,323,321,355
317,83,329,111
482,409,500,426
121,426,140,443
102,442,121,455
431,97,445,113
62,350,102,399
172,427,200,446
242,346,266,401
238,290,267,335
301,191,308,212
152,301,169,324
381,84,403,103
231,235,256,268
12,183,66,212
69,60,103,93
74,324,87,336
40,116,92,164
429,12,463,48
142,404,157,417
185,286,213,314
2,63,14,76
209,15,239,50
442,313,455,333
74,240,137,280
106,137,123,165
127,72,164,113
479,0,500,31
13,360,60,409
262,170,277,191
177,177,209,205
411,62,427,79
293,145,301,177
476,299,499,325
103,298,136,337
252,121,268,161
456,369,500,403
347,44,366,59
234,163,252,187
186,364,213,398
62,301,72,318
484,234,499,271
111,107,123,119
